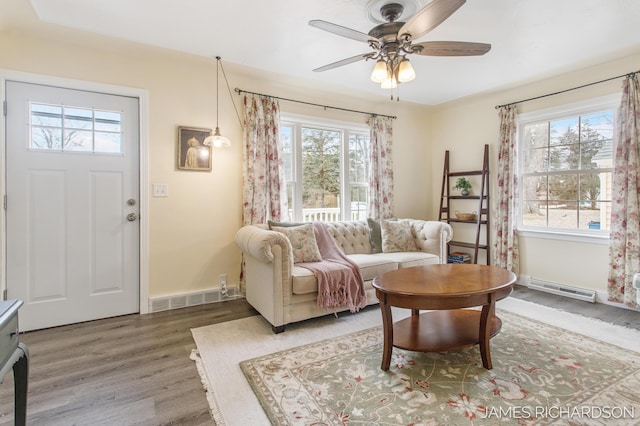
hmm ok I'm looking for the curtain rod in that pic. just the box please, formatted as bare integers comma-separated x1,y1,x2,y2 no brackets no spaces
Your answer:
234,88,397,120
495,69,640,109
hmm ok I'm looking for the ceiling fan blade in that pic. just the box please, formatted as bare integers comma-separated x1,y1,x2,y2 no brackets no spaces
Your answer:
413,41,491,56
309,20,375,43
398,0,466,41
313,53,374,72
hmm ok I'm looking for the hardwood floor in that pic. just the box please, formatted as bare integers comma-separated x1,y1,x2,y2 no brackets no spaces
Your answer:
0,299,258,426
0,286,638,425
510,285,640,330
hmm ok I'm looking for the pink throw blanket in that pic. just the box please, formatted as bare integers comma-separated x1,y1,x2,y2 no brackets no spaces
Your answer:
298,222,367,312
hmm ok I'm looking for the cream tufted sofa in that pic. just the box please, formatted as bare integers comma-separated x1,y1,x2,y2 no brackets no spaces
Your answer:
235,219,453,333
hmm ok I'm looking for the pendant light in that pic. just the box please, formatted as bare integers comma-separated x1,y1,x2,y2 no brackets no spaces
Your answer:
204,56,231,148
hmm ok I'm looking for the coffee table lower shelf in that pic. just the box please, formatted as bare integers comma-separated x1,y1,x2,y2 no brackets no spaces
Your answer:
392,309,502,354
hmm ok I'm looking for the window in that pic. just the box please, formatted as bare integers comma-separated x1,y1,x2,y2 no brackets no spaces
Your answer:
281,114,370,222
30,102,123,154
518,95,618,238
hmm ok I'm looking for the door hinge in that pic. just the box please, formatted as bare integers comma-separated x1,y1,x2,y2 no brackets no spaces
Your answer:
2,289,7,300
3,195,6,211
2,100,6,117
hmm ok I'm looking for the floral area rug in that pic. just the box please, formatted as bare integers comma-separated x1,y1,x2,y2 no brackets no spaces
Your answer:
239,310,640,425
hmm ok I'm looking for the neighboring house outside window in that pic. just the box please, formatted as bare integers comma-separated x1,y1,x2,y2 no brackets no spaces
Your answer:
281,114,370,222
517,95,619,242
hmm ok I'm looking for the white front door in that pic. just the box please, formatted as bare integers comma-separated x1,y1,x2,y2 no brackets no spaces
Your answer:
5,81,140,331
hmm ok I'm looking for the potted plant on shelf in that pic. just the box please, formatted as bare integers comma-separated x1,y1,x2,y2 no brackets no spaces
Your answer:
454,177,472,196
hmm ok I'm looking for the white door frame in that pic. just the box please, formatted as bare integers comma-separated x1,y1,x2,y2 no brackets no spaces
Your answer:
0,69,150,314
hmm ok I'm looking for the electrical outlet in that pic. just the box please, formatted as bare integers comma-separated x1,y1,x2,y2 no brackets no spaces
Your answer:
219,274,228,295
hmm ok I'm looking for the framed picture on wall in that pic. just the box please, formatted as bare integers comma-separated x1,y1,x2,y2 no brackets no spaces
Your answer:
177,126,212,171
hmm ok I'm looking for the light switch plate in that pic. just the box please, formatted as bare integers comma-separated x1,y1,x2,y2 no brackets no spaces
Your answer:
153,183,169,197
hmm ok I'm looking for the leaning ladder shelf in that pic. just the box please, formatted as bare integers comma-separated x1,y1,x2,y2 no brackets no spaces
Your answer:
438,144,490,264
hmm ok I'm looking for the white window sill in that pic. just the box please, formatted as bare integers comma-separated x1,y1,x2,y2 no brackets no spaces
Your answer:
517,228,610,245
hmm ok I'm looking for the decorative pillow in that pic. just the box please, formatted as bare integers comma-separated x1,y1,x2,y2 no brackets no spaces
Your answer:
367,218,397,254
267,220,306,230
367,218,383,254
271,223,322,263
380,219,417,253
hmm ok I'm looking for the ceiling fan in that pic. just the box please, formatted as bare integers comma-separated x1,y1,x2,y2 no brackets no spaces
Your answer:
309,0,491,89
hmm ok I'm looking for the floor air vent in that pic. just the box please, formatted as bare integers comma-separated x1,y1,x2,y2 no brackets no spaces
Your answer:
520,276,596,303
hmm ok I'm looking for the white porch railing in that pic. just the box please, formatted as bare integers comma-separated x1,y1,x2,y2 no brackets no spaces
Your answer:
289,208,367,222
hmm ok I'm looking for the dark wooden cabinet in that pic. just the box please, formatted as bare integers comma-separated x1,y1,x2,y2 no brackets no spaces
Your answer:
0,300,29,426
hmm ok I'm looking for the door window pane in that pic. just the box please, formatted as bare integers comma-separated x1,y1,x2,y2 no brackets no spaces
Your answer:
95,110,122,132
64,107,93,129
66,130,93,151
29,103,122,154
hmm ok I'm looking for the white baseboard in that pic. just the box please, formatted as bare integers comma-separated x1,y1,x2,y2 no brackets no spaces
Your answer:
594,290,639,311
518,275,596,303
518,275,640,311
148,286,243,313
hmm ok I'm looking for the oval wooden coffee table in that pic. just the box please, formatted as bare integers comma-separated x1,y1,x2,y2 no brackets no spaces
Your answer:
372,264,516,370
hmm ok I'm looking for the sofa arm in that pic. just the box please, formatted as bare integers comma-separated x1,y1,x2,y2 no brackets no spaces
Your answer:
235,225,294,330
411,220,454,263
234,225,293,264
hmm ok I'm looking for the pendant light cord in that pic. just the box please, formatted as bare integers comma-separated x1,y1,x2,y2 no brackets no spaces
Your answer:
215,56,220,128
217,57,243,127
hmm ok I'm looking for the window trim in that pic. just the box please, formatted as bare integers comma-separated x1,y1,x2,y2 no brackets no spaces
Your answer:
516,94,620,242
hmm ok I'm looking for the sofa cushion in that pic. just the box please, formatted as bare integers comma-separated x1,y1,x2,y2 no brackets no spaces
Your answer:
346,254,398,281
381,219,418,253
290,251,438,295
291,254,399,295
271,223,322,263
373,251,440,268
291,266,317,295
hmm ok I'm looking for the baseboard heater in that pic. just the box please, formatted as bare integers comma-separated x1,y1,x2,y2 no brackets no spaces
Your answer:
148,286,241,313
519,275,596,303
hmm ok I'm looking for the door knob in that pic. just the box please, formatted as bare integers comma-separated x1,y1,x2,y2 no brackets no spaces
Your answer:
127,213,137,222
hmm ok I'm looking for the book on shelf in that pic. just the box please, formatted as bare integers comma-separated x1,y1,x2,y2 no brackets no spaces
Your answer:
448,251,471,264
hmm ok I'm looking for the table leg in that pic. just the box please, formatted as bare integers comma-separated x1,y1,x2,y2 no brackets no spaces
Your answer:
13,343,29,426
479,294,496,369
379,299,393,371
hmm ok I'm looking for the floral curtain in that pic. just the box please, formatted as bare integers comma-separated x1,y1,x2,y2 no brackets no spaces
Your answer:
241,94,288,225
608,74,640,307
493,105,520,274
368,116,394,219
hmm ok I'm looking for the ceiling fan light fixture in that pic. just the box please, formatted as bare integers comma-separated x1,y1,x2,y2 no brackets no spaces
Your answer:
381,75,397,89
397,58,416,83
310,0,489,95
371,59,390,83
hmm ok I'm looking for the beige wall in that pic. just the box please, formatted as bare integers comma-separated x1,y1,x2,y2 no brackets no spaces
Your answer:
431,52,640,293
2,12,637,303
0,27,431,301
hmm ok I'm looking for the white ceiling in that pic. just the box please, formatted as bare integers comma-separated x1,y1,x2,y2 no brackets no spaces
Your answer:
12,0,640,105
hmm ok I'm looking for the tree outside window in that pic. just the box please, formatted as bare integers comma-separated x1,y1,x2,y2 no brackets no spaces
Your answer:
281,117,370,222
